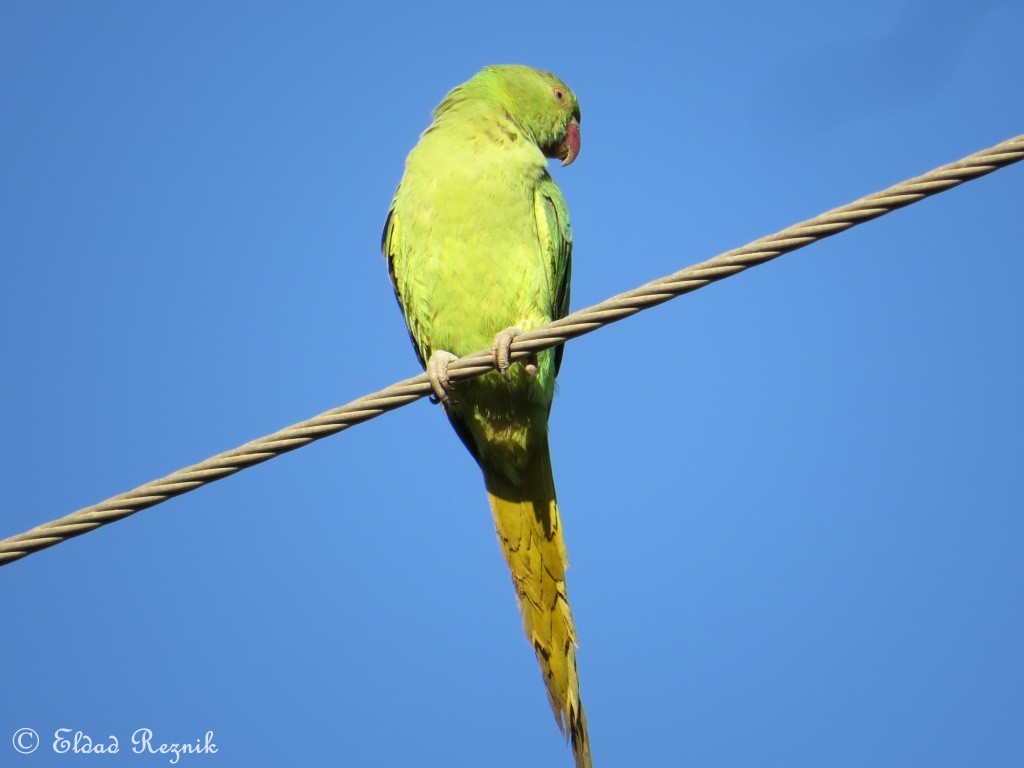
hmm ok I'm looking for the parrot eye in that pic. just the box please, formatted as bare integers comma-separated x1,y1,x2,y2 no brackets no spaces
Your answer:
552,87,567,105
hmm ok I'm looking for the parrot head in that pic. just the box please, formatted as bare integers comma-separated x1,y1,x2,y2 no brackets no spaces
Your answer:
437,65,582,166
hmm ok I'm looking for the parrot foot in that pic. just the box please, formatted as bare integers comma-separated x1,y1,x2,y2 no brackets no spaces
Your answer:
492,326,538,380
426,350,459,405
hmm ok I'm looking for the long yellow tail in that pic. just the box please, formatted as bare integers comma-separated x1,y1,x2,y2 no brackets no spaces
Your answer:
483,442,592,768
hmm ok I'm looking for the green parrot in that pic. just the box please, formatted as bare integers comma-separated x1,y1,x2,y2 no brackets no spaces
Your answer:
382,65,589,767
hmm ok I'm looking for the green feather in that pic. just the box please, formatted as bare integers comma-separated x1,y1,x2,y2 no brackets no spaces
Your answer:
383,65,578,479
382,66,592,768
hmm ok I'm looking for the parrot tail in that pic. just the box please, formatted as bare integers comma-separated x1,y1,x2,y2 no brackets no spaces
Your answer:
482,439,592,768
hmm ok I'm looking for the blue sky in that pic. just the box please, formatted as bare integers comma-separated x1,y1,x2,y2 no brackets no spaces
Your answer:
2,1,1022,766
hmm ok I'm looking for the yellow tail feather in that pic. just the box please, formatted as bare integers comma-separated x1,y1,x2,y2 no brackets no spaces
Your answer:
483,444,592,768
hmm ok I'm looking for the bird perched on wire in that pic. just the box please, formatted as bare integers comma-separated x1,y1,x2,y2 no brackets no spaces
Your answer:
382,64,589,767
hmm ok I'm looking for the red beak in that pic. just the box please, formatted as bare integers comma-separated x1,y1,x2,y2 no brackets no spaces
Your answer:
561,119,581,166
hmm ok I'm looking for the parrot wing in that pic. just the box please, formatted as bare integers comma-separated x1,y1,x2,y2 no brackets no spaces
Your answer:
534,172,573,377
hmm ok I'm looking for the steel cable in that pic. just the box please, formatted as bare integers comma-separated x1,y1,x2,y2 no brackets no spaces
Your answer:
2,133,1021,567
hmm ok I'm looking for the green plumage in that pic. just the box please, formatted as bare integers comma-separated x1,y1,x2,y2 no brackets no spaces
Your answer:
383,65,590,767
383,65,577,481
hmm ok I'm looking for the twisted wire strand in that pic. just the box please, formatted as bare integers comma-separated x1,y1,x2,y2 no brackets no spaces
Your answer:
2,133,1022,567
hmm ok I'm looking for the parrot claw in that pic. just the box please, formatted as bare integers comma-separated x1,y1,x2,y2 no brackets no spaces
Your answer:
426,350,459,405
492,326,538,380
